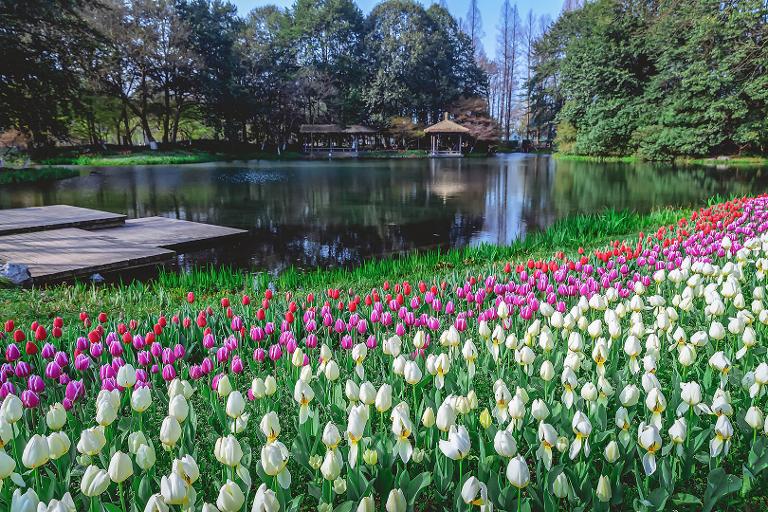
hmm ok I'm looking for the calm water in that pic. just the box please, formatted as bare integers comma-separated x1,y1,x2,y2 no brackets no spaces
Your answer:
2,155,767,272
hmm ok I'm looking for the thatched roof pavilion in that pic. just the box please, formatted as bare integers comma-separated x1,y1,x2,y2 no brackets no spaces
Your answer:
424,113,470,157
299,124,378,155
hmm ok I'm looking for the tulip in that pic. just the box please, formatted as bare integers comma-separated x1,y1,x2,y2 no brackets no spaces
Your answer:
160,473,189,505
553,472,570,499
358,496,375,512
596,475,612,502
251,483,279,512
293,380,315,424
77,426,106,456
47,431,70,460
461,476,489,508
173,454,200,484
637,423,662,475
261,440,291,489
226,391,245,419
217,480,245,512
136,442,157,471
260,412,281,443
81,465,110,497
22,434,49,469
108,451,133,483
386,489,406,512
391,405,414,464
215,435,243,467
569,411,592,460
494,429,517,458
46,403,67,431
439,424,470,460
506,454,530,488
11,488,39,512
375,384,392,413
168,394,189,423
144,494,169,512
160,416,182,450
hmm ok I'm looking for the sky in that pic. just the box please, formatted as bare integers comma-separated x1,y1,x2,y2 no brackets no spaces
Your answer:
231,0,564,57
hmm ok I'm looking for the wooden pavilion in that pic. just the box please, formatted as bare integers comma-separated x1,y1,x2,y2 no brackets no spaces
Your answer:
424,113,470,157
300,124,378,156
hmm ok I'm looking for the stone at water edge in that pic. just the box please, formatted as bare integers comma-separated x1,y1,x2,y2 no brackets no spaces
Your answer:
0,262,31,286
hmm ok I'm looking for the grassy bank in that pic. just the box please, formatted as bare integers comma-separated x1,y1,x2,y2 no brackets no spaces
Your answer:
555,152,768,167
38,149,305,166
0,166,80,185
0,205,690,322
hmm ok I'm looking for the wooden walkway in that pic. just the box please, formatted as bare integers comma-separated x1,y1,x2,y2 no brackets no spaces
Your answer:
95,217,247,249
0,228,174,283
0,205,248,284
0,205,125,236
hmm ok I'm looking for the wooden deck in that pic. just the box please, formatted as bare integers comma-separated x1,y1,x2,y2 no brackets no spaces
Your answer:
0,205,126,236
94,217,247,249
0,228,175,284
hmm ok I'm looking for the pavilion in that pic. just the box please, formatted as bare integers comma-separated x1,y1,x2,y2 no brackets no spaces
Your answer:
424,113,470,157
299,124,378,156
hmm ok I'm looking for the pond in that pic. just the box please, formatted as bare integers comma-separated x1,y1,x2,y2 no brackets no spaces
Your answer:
1,155,767,273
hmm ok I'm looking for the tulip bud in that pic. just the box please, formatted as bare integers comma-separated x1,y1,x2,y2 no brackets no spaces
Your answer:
421,407,435,428
604,440,619,463
46,403,67,431
47,431,71,460
363,449,378,466
386,489,406,512
22,434,50,469
217,480,245,512
226,391,245,419
108,451,133,483
479,408,492,429
553,472,569,499
596,475,612,502
81,465,110,497
506,455,530,488
333,477,347,494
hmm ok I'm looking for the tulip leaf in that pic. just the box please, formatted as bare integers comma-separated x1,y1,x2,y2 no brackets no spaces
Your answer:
702,468,740,512
405,471,431,506
103,504,123,512
333,501,355,512
138,474,153,506
671,492,702,506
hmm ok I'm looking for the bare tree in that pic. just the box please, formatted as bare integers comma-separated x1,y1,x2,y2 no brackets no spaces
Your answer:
522,9,537,140
496,0,519,141
462,0,485,60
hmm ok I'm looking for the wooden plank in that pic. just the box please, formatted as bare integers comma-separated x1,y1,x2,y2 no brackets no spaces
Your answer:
93,216,247,250
0,205,126,236
0,228,175,283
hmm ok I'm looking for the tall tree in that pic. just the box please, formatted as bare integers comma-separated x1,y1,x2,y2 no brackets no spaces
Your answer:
0,0,100,145
462,0,485,60
496,0,519,141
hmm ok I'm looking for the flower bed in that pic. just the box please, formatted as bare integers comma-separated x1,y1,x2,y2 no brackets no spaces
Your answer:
1,196,768,511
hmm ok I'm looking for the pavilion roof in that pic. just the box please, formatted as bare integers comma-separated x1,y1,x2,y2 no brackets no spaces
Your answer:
424,115,470,134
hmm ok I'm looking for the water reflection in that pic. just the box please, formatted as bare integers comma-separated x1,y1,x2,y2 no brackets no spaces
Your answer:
1,155,766,272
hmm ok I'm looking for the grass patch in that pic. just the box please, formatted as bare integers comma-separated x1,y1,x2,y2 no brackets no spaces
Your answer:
554,153,640,163
0,166,80,185
37,150,305,166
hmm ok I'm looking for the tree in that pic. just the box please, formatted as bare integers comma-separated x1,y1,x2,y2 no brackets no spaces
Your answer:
451,96,500,153
0,0,100,145
496,0,519,141
462,0,485,60
291,0,366,124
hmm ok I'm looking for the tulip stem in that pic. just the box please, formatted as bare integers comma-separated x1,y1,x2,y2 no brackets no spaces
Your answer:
119,481,127,512
517,487,521,512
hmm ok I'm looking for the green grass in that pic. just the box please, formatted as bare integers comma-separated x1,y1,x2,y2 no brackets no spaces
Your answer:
0,166,80,185
359,150,429,159
554,153,640,163
0,205,689,322
37,150,304,166
555,152,768,167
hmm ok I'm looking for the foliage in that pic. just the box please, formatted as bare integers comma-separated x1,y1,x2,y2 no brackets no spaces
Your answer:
529,0,768,160
0,167,79,185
